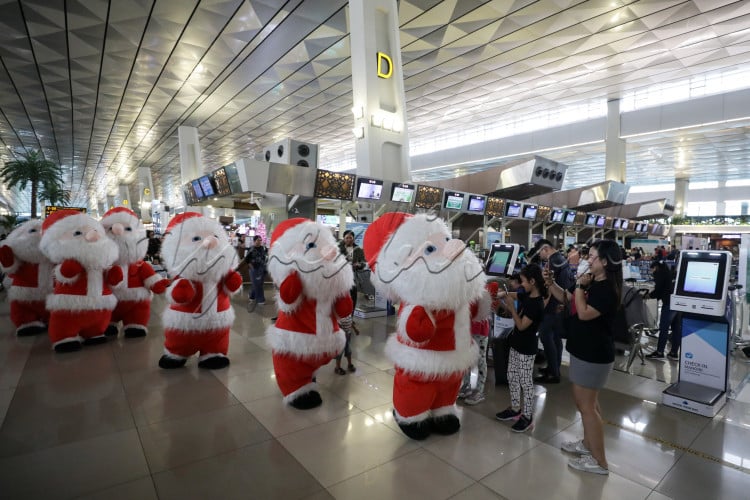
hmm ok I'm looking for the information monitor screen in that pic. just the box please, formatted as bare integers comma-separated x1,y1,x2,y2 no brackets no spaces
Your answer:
391,183,416,203
563,210,577,224
675,252,728,301
549,209,564,223
595,215,606,228
198,175,215,198
485,243,519,277
505,202,522,218
620,219,630,230
585,214,597,226
467,195,486,214
612,218,622,230
191,179,205,200
522,204,538,220
356,177,383,200
443,191,465,210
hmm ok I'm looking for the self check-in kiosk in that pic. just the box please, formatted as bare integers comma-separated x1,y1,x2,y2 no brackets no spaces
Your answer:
485,243,520,278
662,250,733,417
485,243,520,385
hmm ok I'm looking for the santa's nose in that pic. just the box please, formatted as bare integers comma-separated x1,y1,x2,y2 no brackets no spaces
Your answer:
441,239,465,258
111,223,124,236
322,245,337,261
201,236,218,249
85,229,100,242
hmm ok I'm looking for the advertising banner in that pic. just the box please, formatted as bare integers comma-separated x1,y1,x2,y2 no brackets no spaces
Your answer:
680,317,729,391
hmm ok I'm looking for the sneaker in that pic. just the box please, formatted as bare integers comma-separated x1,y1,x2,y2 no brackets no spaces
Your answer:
511,415,533,432
457,387,472,399
464,392,485,406
561,439,591,456
667,352,680,361
495,407,521,421
256,301,266,305
645,351,665,361
568,454,609,475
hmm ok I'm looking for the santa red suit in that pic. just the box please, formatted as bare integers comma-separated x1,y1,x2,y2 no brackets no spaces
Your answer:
159,212,242,370
101,207,169,338
39,210,123,352
363,212,485,440
266,218,353,410
0,220,53,336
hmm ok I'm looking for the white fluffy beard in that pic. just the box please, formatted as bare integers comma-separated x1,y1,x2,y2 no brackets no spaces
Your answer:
377,248,485,309
111,232,148,265
164,240,236,283
268,250,353,302
52,236,119,270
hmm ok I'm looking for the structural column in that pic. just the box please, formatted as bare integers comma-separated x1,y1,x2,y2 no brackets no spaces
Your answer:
135,166,155,223
349,0,410,182
674,177,689,218
178,125,202,184
605,99,626,183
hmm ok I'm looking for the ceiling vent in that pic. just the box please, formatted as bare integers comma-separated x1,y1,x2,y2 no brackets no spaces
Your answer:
263,138,318,168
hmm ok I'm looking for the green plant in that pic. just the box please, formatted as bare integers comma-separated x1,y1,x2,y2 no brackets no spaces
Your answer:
0,150,65,219
39,183,71,207
0,214,20,233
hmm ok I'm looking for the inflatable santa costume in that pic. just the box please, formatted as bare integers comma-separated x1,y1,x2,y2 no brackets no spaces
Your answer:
266,218,353,410
363,212,485,440
100,207,169,338
0,220,53,336
158,212,242,370
39,210,123,352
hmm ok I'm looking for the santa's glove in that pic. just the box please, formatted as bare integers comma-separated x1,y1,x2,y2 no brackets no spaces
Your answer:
0,245,14,269
334,294,354,319
106,266,124,286
60,259,85,279
405,306,436,343
224,271,242,293
171,279,195,304
150,278,170,295
279,271,303,304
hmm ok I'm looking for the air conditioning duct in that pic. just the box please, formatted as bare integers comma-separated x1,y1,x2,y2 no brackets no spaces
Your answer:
263,138,319,168
524,180,629,212
599,198,674,220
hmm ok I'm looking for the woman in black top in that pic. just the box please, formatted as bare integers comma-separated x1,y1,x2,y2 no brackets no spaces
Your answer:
646,260,681,360
494,264,546,433
545,239,622,475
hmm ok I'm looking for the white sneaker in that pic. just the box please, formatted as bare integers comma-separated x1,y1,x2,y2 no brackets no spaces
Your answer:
561,439,591,455
568,455,609,475
457,387,472,399
463,392,485,405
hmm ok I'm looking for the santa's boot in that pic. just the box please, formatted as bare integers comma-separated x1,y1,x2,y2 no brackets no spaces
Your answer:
393,410,431,440
198,355,230,370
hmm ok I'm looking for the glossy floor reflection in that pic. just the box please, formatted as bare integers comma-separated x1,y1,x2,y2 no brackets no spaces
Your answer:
1,289,750,499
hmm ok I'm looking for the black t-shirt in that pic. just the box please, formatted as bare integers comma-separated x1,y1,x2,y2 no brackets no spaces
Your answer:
565,279,619,363
243,245,267,268
508,294,545,355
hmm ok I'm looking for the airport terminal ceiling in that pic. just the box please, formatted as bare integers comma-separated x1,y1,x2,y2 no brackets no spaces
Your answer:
1,0,750,212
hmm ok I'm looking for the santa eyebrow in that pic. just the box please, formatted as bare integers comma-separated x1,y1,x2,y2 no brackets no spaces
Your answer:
302,230,318,252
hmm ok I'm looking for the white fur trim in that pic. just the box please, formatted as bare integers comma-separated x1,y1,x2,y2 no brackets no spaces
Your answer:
143,273,161,289
266,324,345,357
54,265,78,285
52,336,82,349
162,307,234,332
432,405,458,418
198,352,227,362
385,335,478,377
18,320,46,330
113,286,152,302
162,348,187,360
283,382,319,405
122,323,146,332
8,287,47,302
275,289,302,313
393,407,431,424
46,294,117,311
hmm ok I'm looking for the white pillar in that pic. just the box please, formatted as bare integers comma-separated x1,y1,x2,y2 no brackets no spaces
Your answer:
136,167,155,223
349,0,410,182
605,99,626,183
674,178,689,217
117,185,132,209
178,125,202,184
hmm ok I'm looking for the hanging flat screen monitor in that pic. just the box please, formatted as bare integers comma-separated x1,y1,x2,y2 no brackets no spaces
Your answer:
522,204,538,220
595,215,606,228
356,177,383,200
443,191,465,210
485,243,520,277
672,250,732,316
612,218,622,230
505,202,522,218
620,219,630,230
585,214,597,226
549,209,564,223
636,222,647,232
191,179,205,200
198,175,215,198
391,182,416,203
467,195,487,214
563,210,576,224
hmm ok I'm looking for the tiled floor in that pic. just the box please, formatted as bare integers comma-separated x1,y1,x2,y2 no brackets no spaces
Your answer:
1,289,750,499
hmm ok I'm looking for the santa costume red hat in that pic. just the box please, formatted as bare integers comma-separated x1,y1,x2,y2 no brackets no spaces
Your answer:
101,207,169,338
0,219,53,336
39,209,123,352
158,211,242,370
266,218,353,409
363,212,485,440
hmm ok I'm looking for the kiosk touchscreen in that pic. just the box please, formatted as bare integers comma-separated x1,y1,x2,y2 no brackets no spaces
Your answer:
663,250,733,417
485,243,520,277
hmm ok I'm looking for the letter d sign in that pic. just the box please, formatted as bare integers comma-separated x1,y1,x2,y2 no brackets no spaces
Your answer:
377,52,393,79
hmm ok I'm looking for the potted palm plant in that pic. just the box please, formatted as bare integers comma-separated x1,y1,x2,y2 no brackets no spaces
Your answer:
0,150,65,219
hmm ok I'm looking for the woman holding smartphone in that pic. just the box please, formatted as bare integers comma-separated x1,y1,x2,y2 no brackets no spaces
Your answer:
545,239,622,475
